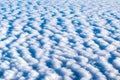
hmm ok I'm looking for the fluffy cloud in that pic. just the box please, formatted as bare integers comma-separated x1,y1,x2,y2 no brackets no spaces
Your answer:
0,0,120,80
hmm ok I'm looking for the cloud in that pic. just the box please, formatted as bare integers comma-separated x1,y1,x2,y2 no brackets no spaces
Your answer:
0,0,120,80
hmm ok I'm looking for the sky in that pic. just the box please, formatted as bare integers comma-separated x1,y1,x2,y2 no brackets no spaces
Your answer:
0,0,120,80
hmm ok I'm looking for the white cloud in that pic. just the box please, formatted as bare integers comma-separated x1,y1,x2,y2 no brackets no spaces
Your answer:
113,57,120,67
0,0,120,80
44,73,61,80
4,70,15,80
28,70,39,79
0,61,10,70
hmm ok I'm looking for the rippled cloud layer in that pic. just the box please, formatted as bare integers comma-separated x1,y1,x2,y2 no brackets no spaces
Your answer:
0,0,120,80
